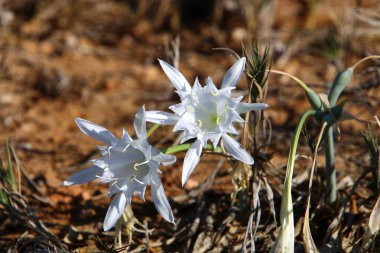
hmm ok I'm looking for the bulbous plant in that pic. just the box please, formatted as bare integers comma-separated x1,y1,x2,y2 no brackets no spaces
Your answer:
270,55,380,252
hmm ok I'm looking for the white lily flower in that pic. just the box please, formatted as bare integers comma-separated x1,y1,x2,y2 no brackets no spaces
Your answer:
146,57,268,186
64,106,176,231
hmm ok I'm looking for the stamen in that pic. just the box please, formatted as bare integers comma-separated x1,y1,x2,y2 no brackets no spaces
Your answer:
197,120,203,128
216,117,220,125
133,163,139,171
186,106,194,113
122,143,131,152
211,90,218,96
130,175,144,184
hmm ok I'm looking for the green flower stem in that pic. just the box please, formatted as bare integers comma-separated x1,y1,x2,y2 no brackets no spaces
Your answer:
162,143,223,155
275,109,317,252
147,123,160,138
269,70,323,111
283,110,317,208
351,55,380,70
325,127,337,204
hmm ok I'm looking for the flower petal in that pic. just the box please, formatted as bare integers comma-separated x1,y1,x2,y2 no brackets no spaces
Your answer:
63,166,102,186
180,133,196,144
235,102,268,114
222,133,254,164
169,103,187,116
158,59,191,92
75,118,118,145
205,77,218,94
152,152,177,166
173,113,197,134
182,139,203,186
193,77,202,93
145,111,179,125
103,192,130,231
121,128,133,143
134,106,147,139
221,57,246,89
151,176,175,223
204,133,221,148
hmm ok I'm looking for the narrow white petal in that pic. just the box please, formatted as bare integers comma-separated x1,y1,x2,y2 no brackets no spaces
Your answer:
75,118,118,145
222,133,254,164
219,87,235,97
233,95,244,103
103,192,129,231
136,186,147,201
235,102,268,114
182,140,203,186
169,103,187,115
232,110,245,123
152,153,177,166
151,178,175,223
158,59,191,92
134,106,147,139
121,129,133,143
222,125,239,135
64,166,102,186
205,133,221,148
175,90,192,100
145,111,179,125
205,77,218,94
173,116,197,134
221,57,246,89
193,77,202,93
180,133,196,144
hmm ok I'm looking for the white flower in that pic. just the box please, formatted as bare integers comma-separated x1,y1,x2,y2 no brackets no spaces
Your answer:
64,106,176,231
146,57,268,185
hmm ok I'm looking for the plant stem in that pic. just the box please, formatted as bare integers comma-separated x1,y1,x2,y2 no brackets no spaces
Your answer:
162,143,223,155
268,70,323,111
274,109,317,253
351,55,380,70
147,123,160,138
325,127,337,204
283,110,317,209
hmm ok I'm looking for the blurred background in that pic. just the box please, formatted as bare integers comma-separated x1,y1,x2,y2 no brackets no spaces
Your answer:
0,0,379,251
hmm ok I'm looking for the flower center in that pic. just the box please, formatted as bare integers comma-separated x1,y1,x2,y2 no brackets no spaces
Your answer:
214,115,220,125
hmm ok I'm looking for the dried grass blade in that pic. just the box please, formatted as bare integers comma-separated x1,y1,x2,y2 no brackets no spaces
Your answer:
302,122,327,253
263,175,276,225
360,193,380,252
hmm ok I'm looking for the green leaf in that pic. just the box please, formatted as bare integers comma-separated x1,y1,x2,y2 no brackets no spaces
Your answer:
328,68,353,106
